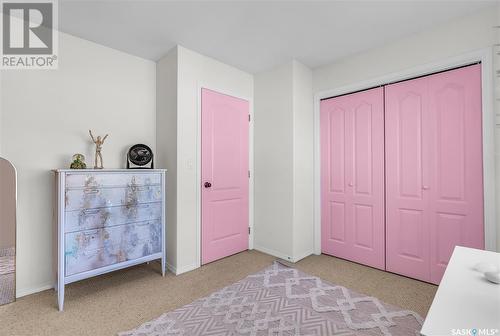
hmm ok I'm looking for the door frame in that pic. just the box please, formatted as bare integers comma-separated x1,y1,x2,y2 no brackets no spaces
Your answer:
196,84,254,268
313,47,497,254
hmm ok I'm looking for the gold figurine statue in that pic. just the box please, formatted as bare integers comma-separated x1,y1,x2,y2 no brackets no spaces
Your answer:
89,130,108,169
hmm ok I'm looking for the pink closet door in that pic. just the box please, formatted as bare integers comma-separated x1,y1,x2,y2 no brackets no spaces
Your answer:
385,64,484,284
427,65,484,283
320,87,385,270
201,89,249,265
385,77,432,282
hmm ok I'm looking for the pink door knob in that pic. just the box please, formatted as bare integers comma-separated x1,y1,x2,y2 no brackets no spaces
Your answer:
422,185,430,190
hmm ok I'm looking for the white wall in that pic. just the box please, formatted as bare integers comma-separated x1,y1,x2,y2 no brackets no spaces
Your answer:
314,8,497,92
292,61,314,260
1,32,156,296
313,7,500,251
156,47,178,271
254,60,314,261
495,1,500,253
157,46,254,273
254,62,295,260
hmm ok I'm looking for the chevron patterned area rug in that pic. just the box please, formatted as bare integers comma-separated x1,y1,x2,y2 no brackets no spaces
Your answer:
119,262,423,336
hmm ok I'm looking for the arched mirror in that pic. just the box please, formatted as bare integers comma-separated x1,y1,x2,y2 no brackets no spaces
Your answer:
0,157,16,305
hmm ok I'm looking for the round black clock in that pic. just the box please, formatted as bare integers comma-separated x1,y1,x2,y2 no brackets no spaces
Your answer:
127,144,154,168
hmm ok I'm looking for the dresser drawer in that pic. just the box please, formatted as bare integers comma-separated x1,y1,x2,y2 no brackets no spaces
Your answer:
65,173,161,189
65,185,162,211
64,202,162,233
64,220,161,276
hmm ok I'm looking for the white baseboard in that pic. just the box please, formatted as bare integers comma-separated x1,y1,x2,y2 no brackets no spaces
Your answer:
254,245,313,263
166,261,177,274
254,245,293,262
16,283,53,298
15,249,307,298
15,261,202,298
292,250,314,263
167,262,199,275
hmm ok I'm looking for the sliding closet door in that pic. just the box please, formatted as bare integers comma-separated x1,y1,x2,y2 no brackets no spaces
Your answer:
386,64,484,284
427,64,484,283
385,77,432,282
321,87,385,270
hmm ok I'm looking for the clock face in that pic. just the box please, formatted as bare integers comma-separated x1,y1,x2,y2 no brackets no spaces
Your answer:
128,144,152,166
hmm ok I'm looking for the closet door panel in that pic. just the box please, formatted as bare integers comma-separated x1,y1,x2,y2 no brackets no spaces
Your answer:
321,88,385,270
385,78,431,282
350,89,385,269
321,97,351,256
428,64,484,284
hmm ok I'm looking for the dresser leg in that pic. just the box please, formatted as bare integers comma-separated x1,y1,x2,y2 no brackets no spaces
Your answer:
58,282,64,311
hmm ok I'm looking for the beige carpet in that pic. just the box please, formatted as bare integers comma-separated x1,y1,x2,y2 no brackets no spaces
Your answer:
0,251,436,336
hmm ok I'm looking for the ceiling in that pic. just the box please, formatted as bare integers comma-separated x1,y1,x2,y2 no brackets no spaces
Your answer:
58,1,497,73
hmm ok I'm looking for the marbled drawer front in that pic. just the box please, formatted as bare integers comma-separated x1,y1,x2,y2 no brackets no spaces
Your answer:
65,173,161,189
65,220,161,276
65,185,162,211
64,202,162,233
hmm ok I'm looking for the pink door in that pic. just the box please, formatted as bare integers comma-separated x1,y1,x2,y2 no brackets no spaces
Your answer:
385,64,484,284
320,87,385,270
427,65,484,283
201,88,249,265
385,77,432,282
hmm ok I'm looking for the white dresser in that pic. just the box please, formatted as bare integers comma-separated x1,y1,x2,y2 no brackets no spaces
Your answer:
53,169,166,311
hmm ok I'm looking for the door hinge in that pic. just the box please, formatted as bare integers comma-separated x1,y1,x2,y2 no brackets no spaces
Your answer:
248,227,251,235
248,114,251,122
248,170,250,178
